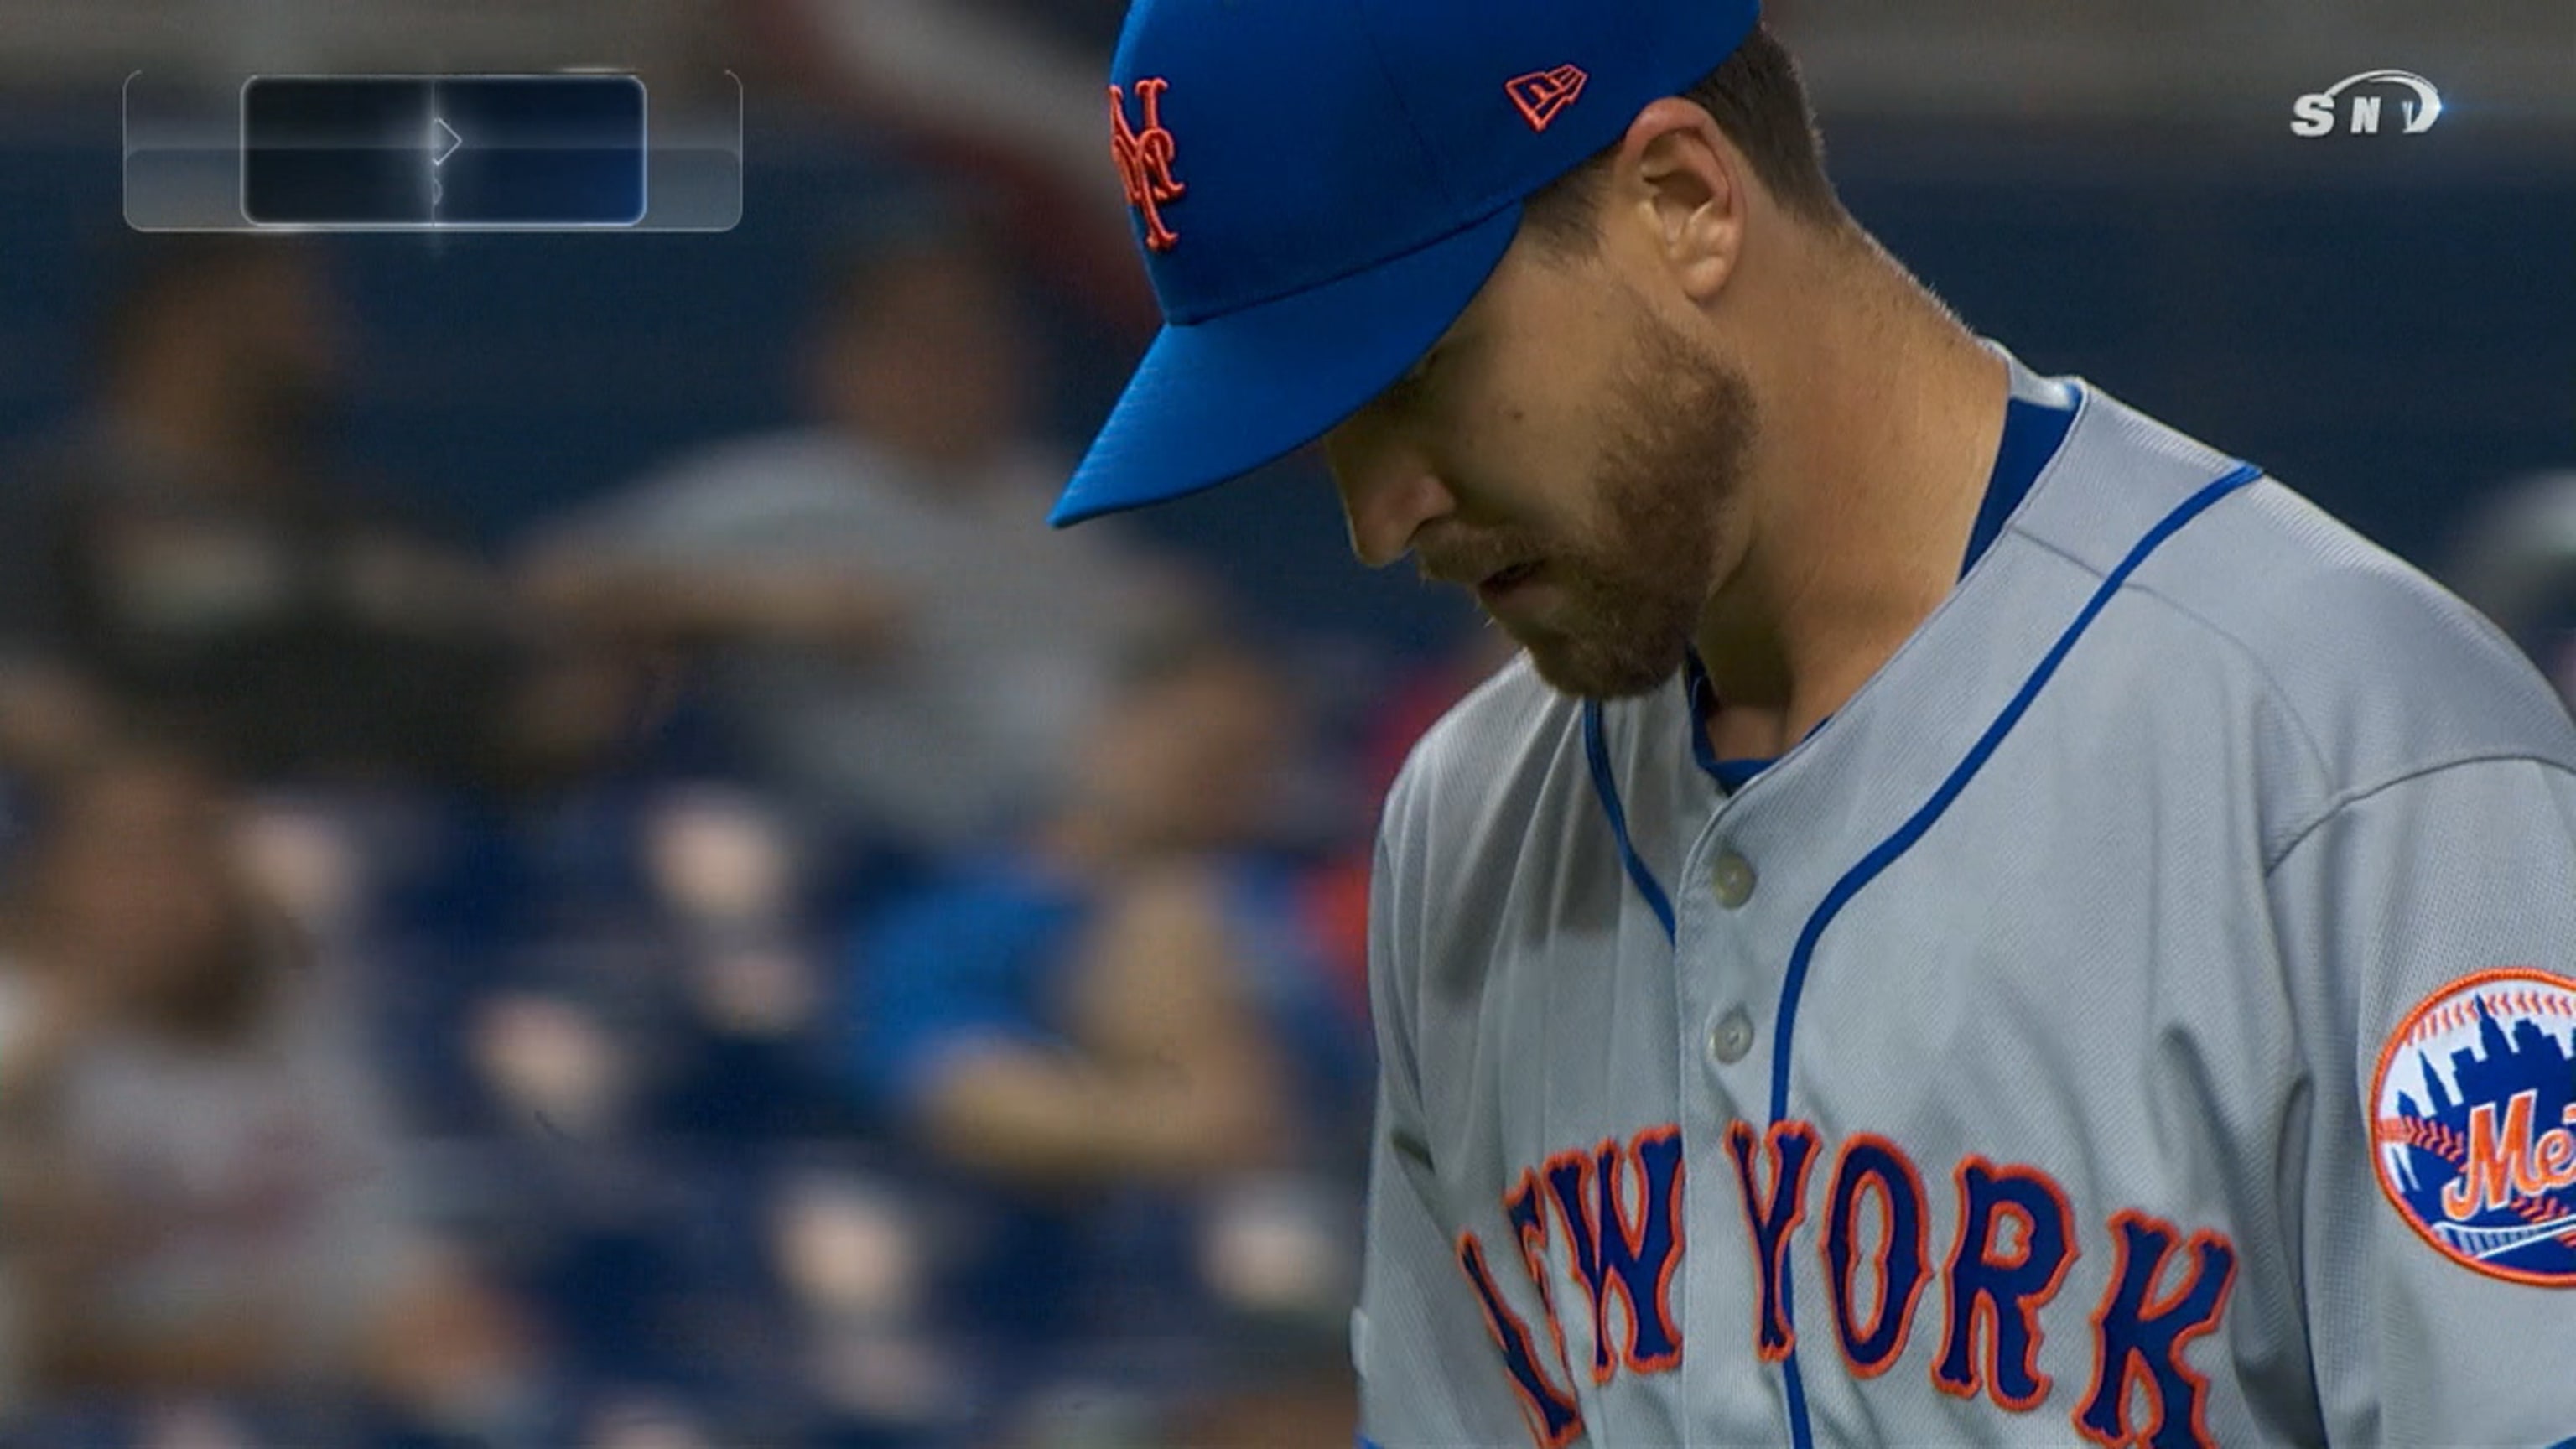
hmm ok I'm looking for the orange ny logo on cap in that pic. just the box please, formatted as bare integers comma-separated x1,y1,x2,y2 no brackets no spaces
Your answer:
1109,78,1187,253
1506,65,1590,132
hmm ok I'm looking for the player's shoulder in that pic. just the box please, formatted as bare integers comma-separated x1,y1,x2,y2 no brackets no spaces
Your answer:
1378,651,1581,861
2020,382,2576,787
1368,653,1602,1015
2212,491,2571,773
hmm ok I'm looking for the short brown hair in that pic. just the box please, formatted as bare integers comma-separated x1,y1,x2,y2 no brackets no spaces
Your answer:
1520,21,1844,253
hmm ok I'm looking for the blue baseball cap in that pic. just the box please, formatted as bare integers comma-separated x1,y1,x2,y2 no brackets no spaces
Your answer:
1050,0,1763,527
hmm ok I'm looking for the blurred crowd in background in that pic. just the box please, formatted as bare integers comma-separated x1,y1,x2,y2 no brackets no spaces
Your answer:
0,207,1478,1447
0,2,2564,1447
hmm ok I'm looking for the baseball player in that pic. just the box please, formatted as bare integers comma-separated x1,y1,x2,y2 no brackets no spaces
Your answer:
1050,1,2576,1445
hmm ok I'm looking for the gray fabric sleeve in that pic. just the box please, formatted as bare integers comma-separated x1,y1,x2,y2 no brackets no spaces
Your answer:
1355,819,1553,1449
2269,756,2576,1446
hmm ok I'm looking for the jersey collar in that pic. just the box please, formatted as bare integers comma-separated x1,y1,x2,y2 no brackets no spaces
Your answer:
1686,345,2080,789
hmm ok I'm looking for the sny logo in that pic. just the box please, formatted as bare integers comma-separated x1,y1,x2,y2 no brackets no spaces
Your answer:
2291,70,2443,137
1109,77,1187,253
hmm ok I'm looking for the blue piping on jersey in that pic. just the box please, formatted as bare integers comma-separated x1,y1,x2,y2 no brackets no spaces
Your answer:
1767,460,2262,1449
1585,700,1679,944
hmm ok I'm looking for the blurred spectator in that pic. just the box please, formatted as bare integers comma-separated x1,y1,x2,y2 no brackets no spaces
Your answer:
844,626,1365,1448
526,205,1192,859
0,736,536,1442
755,1144,957,1445
444,976,790,1446
740,0,1156,329
0,237,599,793
352,779,882,1446
631,786,864,1143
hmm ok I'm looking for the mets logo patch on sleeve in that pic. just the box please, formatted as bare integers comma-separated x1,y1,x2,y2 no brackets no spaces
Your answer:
2371,967,2576,1285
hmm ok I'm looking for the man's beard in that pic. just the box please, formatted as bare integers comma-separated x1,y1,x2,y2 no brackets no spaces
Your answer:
1510,311,1758,700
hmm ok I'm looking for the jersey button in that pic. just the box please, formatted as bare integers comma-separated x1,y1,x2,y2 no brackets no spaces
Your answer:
1708,1008,1756,1066
1711,850,1757,908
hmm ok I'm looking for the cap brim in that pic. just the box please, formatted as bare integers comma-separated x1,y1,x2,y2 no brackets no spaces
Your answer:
1050,204,1523,527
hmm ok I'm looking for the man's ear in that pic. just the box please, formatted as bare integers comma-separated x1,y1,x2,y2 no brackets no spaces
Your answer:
1613,97,1747,304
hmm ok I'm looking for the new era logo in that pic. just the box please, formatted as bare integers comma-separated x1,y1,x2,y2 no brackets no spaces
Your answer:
1507,65,1590,132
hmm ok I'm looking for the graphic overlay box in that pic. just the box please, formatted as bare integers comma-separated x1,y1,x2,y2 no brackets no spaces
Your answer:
241,76,428,224
242,75,647,227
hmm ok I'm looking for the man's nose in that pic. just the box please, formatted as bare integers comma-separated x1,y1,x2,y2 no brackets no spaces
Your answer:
1328,436,1457,570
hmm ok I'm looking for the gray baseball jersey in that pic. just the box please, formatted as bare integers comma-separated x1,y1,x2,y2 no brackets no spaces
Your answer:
1354,345,2576,1447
